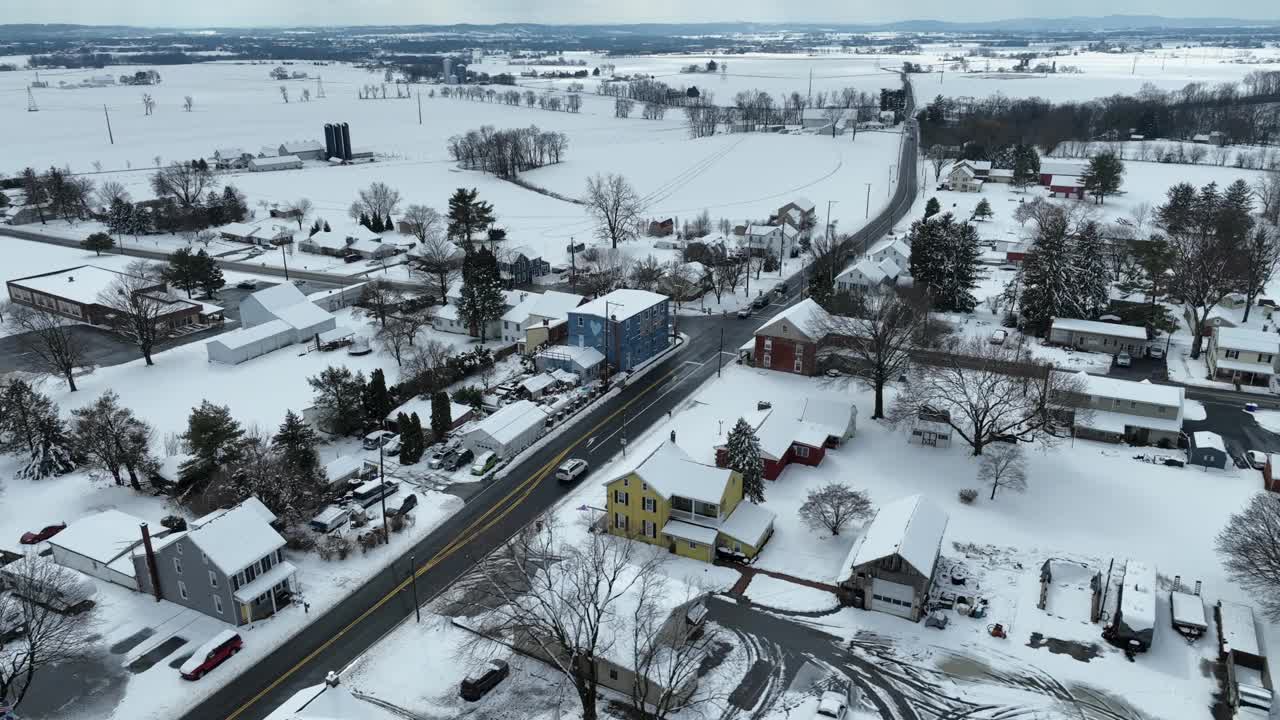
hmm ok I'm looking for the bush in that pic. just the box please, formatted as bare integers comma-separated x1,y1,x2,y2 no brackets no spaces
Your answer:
958,488,979,505
284,527,317,552
318,534,353,561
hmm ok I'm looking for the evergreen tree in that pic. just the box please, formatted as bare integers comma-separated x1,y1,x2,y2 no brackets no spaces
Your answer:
204,190,226,226
359,211,372,230
195,249,225,298
1013,210,1075,334
107,197,135,237
459,247,506,341
973,198,993,221
163,247,202,298
370,213,385,233
82,231,115,256
395,412,414,461
807,261,835,309
924,197,941,219
323,220,332,232
384,214,394,232
406,412,426,463
447,187,495,245
725,417,765,504
909,213,980,313
364,369,392,430
309,219,322,237
70,390,154,489
1011,144,1040,191
430,391,452,442
0,379,58,457
18,413,76,480
221,185,246,222
272,410,321,486
1072,222,1112,319
1081,151,1125,204
179,401,244,487
308,366,366,436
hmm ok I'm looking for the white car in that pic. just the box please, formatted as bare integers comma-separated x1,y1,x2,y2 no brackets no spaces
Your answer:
989,329,1008,345
1115,352,1132,368
814,691,849,719
555,458,590,483
1148,346,1166,360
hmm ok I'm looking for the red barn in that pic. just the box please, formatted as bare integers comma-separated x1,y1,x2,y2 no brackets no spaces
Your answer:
1049,175,1086,200
1038,160,1086,186
714,396,857,480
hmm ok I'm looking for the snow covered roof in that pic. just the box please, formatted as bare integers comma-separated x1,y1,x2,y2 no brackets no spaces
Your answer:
274,301,334,331
728,408,830,460
1050,175,1083,188
9,265,143,306
755,298,832,342
527,291,585,321
210,319,292,350
215,147,247,158
48,509,146,565
304,231,350,251
1077,409,1182,435
1040,160,1085,177
1192,431,1226,452
950,164,977,180
1171,590,1206,631
386,395,471,426
220,221,263,238
521,373,557,394
1120,560,1156,633
989,168,1014,178
349,238,392,254
247,283,310,312
845,495,948,580
1215,357,1274,375
249,155,302,168
790,197,816,213
1215,327,1279,354
719,501,775,547
1051,318,1146,341
537,344,605,368
798,396,857,435
1217,600,1263,658
661,519,719,545
307,283,367,304
1076,372,1184,410
187,501,287,575
346,226,383,243
281,140,324,153
233,560,297,603
180,630,241,675
746,224,780,237
574,289,667,322
324,455,369,482
467,399,548,446
270,683,404,720
501,292,540,325
611,440,732,506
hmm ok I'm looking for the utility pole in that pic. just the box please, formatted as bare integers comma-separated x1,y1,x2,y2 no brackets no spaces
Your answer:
718,327,724,377
409,554,421,622
103,104,114,144
864,183,872,219
825,200,838,244
317,76,326,98
1131,57,1137,75
26,87,38,113
888,164,896,198
807,67,813,105
417,91,422,125
378,444,389,546
280,243,291,281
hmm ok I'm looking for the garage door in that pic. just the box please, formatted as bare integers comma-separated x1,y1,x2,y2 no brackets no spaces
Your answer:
870,578,915,619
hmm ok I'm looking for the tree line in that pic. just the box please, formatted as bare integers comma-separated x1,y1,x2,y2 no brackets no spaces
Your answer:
446,125,569,179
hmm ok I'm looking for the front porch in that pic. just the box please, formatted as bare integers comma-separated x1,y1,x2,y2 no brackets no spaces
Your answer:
234,560,298,624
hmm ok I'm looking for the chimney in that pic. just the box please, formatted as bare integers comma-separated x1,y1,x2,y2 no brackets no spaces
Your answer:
140,522,163,602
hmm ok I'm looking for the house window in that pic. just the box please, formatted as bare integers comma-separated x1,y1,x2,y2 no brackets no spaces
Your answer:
879,556,903,572
178,581,189,600
1262,354,1274,364
794,354,804,373
641,482,648,491
209,570,218,588
763,338,773,352
688,540,698,549
643,520,656,538
642,497,656,512
1226,349,1240,359
577,317,584,328
763,353,772,368
176,543,183,555
794,444,810,458
213,595,223,615
174,557,183,574
609,668,619,681
614,490,629,506
614,513,629,531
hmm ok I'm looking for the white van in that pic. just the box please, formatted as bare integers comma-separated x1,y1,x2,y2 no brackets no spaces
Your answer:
555,458,589,483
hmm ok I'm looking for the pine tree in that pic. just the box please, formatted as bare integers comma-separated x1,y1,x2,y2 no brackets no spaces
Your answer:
384,214,394,232
370,213,385,233
163,247,202,298
82,231,115,256
973,198,993,221
911,214,980,313
1071,221,1112,319
364,369,392,430
273,410,321,486
924,197,941,219
1,380,59,458
179,401,244,487
204,190,226,226
107,198,135,237
196,249,225,298
447,187,495,245
406,412,426,463
19,413,76,480
1081,151,1125,204
221,185,246,222
1011,144,1040,191
725,417,765,504
1015,210,1076,334
323,220,332,232
359,211,372,230
459,247,506,341
309,219,322,237
430,391,452,442
394,412,414,462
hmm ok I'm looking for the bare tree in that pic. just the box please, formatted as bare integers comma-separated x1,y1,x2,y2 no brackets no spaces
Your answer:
578,247,631,297
822,106,846,138
0,556,98,709
798,482,873,536
96,260,170,366
412,234,461,303
402,338,454,393
628,573,724,719
375,316,417,366
356,278,404,329
279,85,289,103
141,93,155,115
183,95,193,112
585,173,643,249
150,162,212,207
890,337,1087,455
1257,172,1280,226
979,442,1027,500
301,88,311,102
1239,226,1280,323
455,515,661,720
928,145,948,182
96,180,130,208
823,288,922,419
1216,494,1280,621
663,260,702,311
400,203,442,244
10,305,89,391
349,181,402,222
286,198,313,230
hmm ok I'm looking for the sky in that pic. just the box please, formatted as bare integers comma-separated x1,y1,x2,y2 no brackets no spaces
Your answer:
3,0,1277,27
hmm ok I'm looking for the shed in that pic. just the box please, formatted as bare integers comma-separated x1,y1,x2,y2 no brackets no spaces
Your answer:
837,495,948,621
463,399,549,458
1188,431,1228,470
520,373,558,399
46,509,147,589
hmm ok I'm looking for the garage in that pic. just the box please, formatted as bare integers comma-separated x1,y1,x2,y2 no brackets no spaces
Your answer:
870,578,916,618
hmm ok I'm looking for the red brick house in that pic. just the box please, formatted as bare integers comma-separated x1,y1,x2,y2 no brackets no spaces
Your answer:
752,299,833,376
6,265,205,329
714,396,857,480
1263,454,1280,493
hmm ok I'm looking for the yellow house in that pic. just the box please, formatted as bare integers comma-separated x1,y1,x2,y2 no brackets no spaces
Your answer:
603,440,776,563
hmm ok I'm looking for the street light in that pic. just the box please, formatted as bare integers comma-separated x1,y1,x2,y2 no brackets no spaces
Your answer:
888,164,896,198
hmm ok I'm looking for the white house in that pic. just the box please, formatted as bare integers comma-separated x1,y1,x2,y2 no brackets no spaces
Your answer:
207,284,337,364
746,223,799,258
947,163,982,192
463,399,549,459
46,509,148,589
835,258,902,291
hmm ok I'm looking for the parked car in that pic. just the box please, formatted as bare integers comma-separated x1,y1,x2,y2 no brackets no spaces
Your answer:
813,690,849,719
1148,345,1166,360
449,448,474,471
363,430,396,450
428,449,450,470
382,435,402,456
235,279,258,290
20,523,67,545
989,329,1008,345
737,307,752,319
471,451,498,476
1246,450,1268,470
291,279,306,286
343,253,362,264
460,659,509,701
555,458,590,483
752,294,771,310
179,631,242,680
772,281,787,295
1115,352,1132,368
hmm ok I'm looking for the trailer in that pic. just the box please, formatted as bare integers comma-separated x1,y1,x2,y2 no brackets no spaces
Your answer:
1216,600,1273,716
1104,559,1155,653
1170,576,1207,640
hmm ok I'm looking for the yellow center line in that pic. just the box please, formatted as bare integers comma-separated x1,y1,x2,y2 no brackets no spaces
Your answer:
225,362,687,719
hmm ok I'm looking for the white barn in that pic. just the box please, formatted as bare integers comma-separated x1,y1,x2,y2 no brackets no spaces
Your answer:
46,509,148,589
463,400,549,459
207,284,337,364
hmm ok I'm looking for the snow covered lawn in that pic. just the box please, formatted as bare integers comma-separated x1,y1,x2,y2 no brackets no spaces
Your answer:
743,576,837,613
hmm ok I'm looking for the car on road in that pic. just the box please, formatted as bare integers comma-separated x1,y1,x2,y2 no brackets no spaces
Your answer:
460,659,509,701
772,281,787,295
1115,352,1132,368
1148,346,1165,360
235,279,259,290
555,458,589,483
20,523,67,545
179,630,242,681
1246,450,1268,470
752,294,771,310
813,690,850,719
736,307,752,319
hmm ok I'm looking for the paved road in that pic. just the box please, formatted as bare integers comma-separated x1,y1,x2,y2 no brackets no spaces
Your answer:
170,86,922,720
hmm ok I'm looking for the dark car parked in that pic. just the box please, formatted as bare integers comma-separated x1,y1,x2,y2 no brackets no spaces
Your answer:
448,448,474,471
460,659,509,701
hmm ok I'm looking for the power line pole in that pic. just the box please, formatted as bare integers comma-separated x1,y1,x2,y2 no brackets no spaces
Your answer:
379,444,389,546
103,104,114,144
317,76,326,99
409,554,421,622
27,87,38,112
280,244,290,281
718,328,724,378
864,183,872,219
417,90,422,125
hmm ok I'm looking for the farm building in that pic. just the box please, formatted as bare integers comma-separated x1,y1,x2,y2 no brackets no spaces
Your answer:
1038,160,1086,186
207,283,336,364
1049,175,1085,200
249,155,303,172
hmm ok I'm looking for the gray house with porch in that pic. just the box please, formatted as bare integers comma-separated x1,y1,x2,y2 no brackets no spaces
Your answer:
133,498,296,626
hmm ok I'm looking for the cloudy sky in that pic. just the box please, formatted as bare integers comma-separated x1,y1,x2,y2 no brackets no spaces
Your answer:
4,0,1275,26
